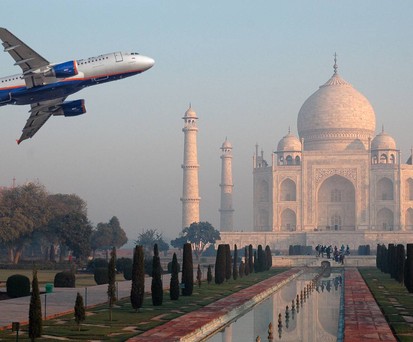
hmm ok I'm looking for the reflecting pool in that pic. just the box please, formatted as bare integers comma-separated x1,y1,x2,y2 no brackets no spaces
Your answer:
205,271,342,342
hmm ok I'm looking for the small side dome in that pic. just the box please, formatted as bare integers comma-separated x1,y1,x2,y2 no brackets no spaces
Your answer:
183,105,197,119
277,132,301,152
371,130,396,150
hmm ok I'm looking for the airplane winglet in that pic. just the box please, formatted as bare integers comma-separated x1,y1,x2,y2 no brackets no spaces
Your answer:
16,139,21,145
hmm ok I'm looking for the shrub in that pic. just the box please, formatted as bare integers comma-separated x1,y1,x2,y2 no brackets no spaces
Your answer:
54,271,76,288
87,258,108,272
94,267,109,285
167,261,181,273
170,253,180,300
215,244,226,284
29,270,42,339
130,245,145,311
207,264,213,284
225,244,232,281
123,265,132,280
116,257,132,274
6,274,30,298
151,244,163,306
196,264,202,287
233,244,238,281
181,243,194,296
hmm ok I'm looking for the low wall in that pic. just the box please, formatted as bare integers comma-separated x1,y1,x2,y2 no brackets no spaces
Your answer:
220,231,413,253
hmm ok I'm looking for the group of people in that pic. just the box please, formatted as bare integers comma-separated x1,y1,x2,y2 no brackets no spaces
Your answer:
315,244,350,264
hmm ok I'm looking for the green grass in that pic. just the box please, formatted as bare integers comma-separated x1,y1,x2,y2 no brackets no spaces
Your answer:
0,268,288,341
0,269,125,288
359,267,413,341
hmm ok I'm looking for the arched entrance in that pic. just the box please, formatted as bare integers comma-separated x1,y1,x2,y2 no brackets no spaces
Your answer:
317,175,356,231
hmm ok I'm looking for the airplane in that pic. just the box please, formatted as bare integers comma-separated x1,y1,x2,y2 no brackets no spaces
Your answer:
0,28,155,144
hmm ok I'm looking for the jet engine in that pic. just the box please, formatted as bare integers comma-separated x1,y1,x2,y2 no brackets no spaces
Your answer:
53,99,86,117
44,60,78,78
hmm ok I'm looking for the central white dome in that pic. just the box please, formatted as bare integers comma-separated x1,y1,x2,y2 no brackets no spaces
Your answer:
297,72,376,151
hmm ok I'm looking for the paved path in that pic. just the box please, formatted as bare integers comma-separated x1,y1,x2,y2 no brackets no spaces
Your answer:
344,268,396,341
0,274,171,330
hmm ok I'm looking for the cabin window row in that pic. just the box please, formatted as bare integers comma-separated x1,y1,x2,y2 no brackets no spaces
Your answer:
78,56,109,65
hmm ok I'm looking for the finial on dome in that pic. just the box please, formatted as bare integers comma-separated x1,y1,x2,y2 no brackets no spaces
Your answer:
382,124,384,133
288,126,291,134
333,52,338,75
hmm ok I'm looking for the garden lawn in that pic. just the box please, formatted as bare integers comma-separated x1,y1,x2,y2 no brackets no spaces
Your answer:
359,267,413,342
0,268,288,341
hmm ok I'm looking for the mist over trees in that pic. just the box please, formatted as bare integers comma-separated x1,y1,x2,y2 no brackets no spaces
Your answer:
0,182,128,264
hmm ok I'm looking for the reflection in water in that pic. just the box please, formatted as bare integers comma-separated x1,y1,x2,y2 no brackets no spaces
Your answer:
205,272,342,342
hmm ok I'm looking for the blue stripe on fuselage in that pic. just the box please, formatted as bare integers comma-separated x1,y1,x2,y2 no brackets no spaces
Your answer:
0,70,140,106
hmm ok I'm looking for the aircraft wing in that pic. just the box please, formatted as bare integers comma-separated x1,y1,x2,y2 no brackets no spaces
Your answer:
17,98,66,144
0,28,50,88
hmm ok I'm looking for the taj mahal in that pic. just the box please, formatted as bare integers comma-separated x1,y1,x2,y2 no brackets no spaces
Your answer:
181,57,413,251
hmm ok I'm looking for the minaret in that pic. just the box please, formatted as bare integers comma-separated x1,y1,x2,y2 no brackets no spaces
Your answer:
219,138,234,231
181,105,200,229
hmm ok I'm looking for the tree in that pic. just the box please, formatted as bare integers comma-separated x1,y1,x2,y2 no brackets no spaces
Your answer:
151,244,163,306
197,264,202,287
46,193,87,262
178,222,220,260
181,243,194,296
215,244,226,285
53,212,93,261
233,244,238,280
170,253,180,300
130,245,145,312
265,245,272,270
90,216,128,258
248,245,254,273
244,246,250,276
225,244,232,281
74,292,86,331
239,261,245,278
29,269,42,340
135,229,169,257
107,247,117,321
170,235,188,250
207,265,213,284
0,183,50,264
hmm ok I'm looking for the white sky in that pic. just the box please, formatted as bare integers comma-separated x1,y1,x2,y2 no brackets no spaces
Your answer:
1,1,413,242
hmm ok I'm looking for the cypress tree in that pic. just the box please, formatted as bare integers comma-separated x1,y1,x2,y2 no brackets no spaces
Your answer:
215,244,226,284
396,244,405,284
170,253,180,300
265,245,272,270
107,247,117,321
248,244,254,273
405,244,413,292
257,245,264,272
233,244,238,280
29,269,42,341
197,264,202,287
239,261,245,278
130,245,145,312
244,246,250,276
181,243,194,296
225,244,232,281
253,251,258,273
207,264,213,284
74,292,86,331
151,244,163,305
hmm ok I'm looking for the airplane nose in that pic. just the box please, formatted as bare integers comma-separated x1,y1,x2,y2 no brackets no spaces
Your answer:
139,56,155,71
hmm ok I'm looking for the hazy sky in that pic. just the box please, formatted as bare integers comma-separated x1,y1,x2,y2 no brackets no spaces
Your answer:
1,1,413,242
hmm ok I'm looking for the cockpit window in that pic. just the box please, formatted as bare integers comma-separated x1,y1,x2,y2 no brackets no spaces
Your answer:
131,52,140,55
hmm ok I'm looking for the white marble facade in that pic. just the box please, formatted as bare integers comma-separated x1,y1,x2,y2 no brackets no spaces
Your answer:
223,61,413,249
